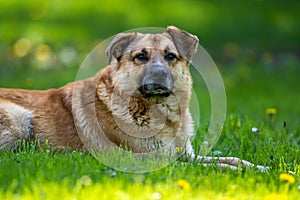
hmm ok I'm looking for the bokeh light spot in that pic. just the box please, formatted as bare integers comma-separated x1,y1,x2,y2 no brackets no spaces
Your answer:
13,38,32,58
34,44,52,62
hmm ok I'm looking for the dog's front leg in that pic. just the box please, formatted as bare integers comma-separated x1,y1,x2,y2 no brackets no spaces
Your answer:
185,154,269,172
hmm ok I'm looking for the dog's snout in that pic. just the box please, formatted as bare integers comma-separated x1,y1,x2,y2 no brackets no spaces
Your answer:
143,65,173,87
148,65,169,82
138,65,173,98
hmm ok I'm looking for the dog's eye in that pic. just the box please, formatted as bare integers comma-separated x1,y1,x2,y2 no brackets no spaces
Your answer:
133,54,149,62
165,53,177,62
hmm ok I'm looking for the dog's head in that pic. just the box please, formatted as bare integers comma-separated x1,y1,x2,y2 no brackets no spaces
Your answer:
106,26,198,100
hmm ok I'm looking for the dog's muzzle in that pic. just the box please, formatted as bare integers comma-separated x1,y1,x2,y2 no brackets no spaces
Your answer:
138,65,173,98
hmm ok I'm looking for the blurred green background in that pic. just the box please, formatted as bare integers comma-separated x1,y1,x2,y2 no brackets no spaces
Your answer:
0,0,299,127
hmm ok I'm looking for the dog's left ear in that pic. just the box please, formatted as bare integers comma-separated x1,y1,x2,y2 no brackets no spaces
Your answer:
164,26,199,62
106,32,138,63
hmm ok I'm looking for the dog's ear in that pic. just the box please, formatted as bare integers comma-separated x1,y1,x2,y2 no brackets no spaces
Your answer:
164,26,198,62
106,33,138,63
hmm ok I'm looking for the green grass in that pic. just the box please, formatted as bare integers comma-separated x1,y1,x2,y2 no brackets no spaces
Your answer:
0,65,300,199
1,1,300,199
0,123,299,200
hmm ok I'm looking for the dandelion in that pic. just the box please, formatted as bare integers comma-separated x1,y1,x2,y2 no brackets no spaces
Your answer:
176,179,191,191
279,173,295,184
266,108,277,116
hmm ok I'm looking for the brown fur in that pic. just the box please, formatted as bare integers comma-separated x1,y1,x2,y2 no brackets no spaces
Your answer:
0,26,197,155
0,27,268,171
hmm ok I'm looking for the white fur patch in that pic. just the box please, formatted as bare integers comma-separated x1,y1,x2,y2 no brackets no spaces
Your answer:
0,101,33,150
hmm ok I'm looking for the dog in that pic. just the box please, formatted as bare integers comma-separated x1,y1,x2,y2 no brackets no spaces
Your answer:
0,26,267,171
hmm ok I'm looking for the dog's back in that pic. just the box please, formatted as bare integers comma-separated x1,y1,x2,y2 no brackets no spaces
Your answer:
0,87,83,150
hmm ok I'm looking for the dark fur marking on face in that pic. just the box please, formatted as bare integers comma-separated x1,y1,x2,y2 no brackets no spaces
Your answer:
116,55,123,62
165,46,170,51
141,48,148,55
152,35,161,46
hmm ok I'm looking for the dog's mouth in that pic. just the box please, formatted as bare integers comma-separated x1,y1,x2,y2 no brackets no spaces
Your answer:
138,83,172,98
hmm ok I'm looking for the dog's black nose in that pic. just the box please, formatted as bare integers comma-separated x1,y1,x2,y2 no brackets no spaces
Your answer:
148,65,169,83
138,65,173,98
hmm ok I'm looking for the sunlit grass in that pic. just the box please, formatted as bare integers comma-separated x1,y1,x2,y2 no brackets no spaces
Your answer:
1,158,299,200
1,111,299,199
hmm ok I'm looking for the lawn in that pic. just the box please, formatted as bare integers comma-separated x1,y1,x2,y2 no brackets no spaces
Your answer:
0,1,300,199
1,55,299,200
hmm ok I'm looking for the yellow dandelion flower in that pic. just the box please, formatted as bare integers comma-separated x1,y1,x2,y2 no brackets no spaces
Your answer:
176,179,191,191
264,193,288,200
279,173,295,184
266,108,277,116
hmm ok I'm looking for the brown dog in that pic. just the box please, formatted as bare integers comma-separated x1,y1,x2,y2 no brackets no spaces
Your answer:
0,26,267,171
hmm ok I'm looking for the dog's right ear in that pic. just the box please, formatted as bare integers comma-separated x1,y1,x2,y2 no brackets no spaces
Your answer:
106,33,138,63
